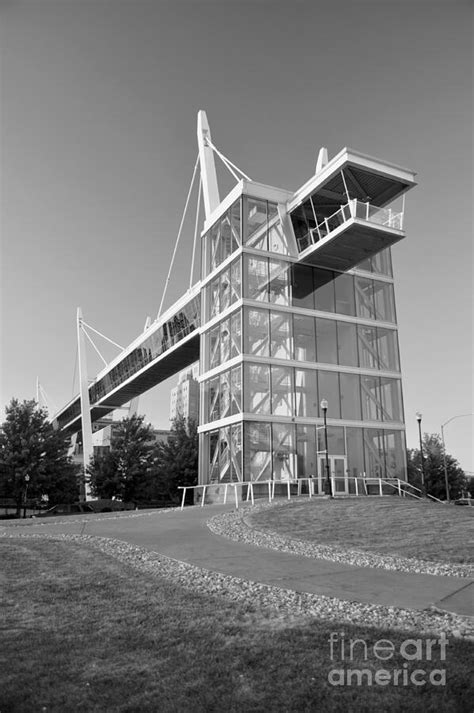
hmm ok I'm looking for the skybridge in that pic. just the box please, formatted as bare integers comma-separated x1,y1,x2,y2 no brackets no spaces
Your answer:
50,111,416,497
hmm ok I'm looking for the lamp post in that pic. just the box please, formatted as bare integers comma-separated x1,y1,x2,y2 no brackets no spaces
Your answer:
441,413,473,502
416,412,425,493
23,474,30,519
320,399,333,498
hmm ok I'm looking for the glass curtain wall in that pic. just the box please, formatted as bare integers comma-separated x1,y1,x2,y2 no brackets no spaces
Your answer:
200,191,406,486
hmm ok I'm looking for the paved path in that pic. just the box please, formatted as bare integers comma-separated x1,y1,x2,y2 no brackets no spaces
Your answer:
5,505,473,617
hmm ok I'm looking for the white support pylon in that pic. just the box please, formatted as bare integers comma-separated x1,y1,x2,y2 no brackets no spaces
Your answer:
77,307,94,501
197,110,220,218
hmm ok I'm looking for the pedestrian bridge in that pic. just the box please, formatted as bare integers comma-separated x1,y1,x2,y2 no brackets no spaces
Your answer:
52,285,201,434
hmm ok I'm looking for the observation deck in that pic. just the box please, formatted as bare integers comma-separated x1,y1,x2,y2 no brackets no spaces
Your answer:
288,148,416,271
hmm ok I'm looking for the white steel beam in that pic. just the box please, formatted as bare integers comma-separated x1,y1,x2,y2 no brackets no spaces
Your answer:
197,110,220,218
77,307,94,501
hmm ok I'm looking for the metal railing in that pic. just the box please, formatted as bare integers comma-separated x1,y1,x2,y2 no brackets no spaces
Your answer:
297,199,404,252
177,476,444,510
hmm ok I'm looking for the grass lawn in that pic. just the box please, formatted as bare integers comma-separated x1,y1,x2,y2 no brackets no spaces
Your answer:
1,538,473,712
245,499,474,564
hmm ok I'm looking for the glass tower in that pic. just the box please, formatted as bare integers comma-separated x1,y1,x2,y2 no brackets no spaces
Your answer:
198,149,415,494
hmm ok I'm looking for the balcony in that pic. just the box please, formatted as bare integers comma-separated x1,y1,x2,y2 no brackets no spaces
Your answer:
296,199,405,272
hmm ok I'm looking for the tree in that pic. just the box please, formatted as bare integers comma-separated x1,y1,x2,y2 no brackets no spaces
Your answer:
88,415,155,503
407,433,467,501
0,398,80,515
151,415,198,505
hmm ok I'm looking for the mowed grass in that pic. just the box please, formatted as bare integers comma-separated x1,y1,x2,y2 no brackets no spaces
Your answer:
1,539,473,712
246,498,474,564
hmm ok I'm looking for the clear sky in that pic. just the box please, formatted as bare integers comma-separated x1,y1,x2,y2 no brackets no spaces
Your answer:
1,1,472,471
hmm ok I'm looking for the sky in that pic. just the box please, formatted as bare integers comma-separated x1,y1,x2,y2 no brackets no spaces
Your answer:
1,0,472,471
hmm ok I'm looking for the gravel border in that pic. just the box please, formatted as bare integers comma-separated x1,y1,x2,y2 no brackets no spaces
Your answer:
207,501,474,579
2,531,473,641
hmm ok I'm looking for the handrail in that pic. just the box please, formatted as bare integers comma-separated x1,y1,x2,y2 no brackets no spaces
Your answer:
298,199,404,253
178,476,445,510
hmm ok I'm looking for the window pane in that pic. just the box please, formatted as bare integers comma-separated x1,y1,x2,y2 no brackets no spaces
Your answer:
383,429,406,480
271,365,293,416
363,428,385,478
272,423,296,481
220,269,230,313
317,426,345,455
290,203,311,251
268,259,290,305
380,378,403,421
244,422,271,481
231,199,241,250
373,281,396,322
220,212,233,263
346,427,365,479
376,328,400,371
231,423,243,481
371,248,393,277
209,277,220,319
245,198,268,249
355,276,375,319
334,273,355,315
358,325,378,369
245,308,269,357
209,325,220,369
244,255,268,301
209,430,219,482
291,264,314,309
230,257,241,304
340,373,362,420
314,268,335,312
220,371,230,419
361,375,382,421
220,319,230,363
209,222,221,271
208,376,220,421
296,425,317,478
230,311,241,358
268,220,289,254
231,366,242,415
316,318,338,364
270,311,292,359
294,315,316,362
337,322,358,366
318,371,341,418
244,363,270,414
295,369,318,417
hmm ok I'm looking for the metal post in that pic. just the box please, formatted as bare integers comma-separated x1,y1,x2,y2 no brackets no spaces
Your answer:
23,474,30,518
441,424,450,502
416,412,425,494
320,400,333,498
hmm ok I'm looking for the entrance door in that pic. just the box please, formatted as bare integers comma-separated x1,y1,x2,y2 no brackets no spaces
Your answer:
318,456,348,494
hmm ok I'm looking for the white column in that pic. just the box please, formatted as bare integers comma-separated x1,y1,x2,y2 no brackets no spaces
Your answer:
197,110,220,219
77,307,93,501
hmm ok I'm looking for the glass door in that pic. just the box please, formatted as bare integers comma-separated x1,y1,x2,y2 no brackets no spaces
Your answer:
318,456,348,494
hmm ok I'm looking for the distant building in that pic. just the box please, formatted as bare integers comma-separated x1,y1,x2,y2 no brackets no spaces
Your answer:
170,363,199,424
92,420,170,456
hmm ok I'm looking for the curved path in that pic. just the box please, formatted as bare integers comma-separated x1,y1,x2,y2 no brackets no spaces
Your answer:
4,504,473,617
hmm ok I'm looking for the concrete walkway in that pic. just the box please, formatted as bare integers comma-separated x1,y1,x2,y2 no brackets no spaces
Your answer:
6,505,473,617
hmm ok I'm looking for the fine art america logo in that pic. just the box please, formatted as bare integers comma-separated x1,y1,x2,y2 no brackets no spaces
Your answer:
327,632,448,687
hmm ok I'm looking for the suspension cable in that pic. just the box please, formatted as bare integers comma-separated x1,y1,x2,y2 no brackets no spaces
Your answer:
71,344,78,397
157,153,200,319
205,136,252,181
189,175,202,289
81,326,108,367
81,321,123,350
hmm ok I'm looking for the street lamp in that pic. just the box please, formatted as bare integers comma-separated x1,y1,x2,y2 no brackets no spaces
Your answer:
441,413,473,502
23,474,30,519
320,399,333,498
416,412,425,493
